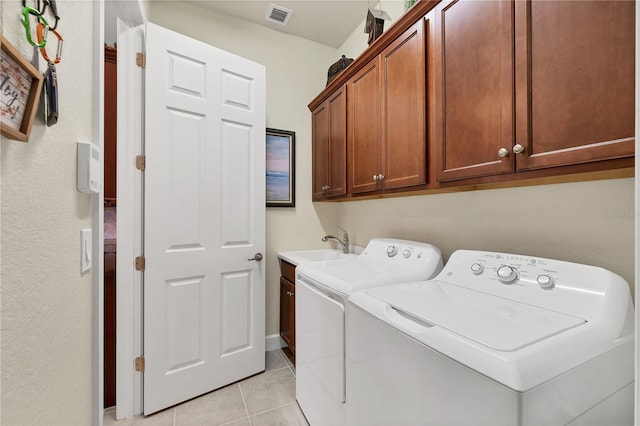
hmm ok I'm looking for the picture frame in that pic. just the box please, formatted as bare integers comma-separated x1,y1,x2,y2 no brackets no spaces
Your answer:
1,35,44,142
266,128,295,207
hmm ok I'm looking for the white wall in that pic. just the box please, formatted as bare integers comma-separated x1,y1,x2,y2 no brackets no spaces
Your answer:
149,1,341,336
1,1,95,424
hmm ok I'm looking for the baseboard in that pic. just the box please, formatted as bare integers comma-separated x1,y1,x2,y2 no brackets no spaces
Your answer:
265,333,285,351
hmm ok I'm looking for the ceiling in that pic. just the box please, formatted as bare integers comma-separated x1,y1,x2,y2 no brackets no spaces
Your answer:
182,1,378,48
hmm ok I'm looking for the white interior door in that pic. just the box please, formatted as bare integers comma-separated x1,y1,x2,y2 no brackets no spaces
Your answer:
143,22,266,415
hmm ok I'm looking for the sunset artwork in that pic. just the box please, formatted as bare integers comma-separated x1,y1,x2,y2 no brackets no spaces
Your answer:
266,129,295,207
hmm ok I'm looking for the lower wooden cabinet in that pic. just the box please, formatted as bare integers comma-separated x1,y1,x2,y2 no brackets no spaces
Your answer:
279,259,296,354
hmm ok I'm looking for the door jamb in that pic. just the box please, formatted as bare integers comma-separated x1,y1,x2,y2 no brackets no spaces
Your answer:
115,20,145,419
99,0,146,420
92,1,105,425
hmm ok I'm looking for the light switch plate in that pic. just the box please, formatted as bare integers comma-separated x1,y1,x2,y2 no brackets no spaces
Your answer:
81,229,92,273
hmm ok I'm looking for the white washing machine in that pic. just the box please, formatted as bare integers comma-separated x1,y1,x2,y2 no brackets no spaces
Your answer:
296,238,443,426
347,250,634,426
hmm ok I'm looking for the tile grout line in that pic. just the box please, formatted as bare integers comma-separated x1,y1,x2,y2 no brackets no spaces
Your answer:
238,382,253,426
173,407,177,426
249,401,299,418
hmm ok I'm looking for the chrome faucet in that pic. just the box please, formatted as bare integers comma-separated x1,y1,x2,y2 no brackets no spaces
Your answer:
322,228,350,254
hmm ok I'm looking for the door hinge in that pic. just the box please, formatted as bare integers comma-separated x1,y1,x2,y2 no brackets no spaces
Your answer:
136,52,146,68
135,256,145,271
135,356,145,372
136,155,145,171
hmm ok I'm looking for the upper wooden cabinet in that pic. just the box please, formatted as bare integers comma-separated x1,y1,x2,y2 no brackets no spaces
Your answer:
349,19,428,195
308,0,634,200
312,86,346,200
348,59,382,194
435,0,635,183
382,19,428,190
514,0,635,170
433,0,514,182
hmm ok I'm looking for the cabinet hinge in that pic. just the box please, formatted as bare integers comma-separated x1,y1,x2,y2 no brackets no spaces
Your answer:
135,356,145,372
135,256,145,271
136,155,145,171
136,52,146,68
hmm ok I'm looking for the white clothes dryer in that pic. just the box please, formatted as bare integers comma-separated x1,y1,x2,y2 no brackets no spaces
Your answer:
295,238,443,426
347,250,634,425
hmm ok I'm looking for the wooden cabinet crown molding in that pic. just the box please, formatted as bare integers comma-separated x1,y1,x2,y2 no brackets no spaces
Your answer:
308,0,439,111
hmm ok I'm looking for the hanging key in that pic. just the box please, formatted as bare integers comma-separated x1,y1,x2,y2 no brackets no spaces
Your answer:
43,62,58,126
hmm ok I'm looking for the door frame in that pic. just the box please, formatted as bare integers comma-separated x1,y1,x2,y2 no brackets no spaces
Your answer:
92,1,105,425
94,0,147,421
115,20,145,420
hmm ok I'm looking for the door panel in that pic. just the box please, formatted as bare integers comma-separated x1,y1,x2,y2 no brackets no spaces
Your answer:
220,271,253,355
514,0,635,170
144,22,266,415
435,0,515,181
220,120,253,245
312,104,329,199
348,60,381,194
327,88,347,197
165,276,205,371
381,20,426,190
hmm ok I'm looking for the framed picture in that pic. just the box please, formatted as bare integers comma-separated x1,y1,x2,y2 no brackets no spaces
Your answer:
266,128,295,207
1,35,44,142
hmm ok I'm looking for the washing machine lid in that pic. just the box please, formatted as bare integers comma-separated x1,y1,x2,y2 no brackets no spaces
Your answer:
297,258,426,296
366,281,587,352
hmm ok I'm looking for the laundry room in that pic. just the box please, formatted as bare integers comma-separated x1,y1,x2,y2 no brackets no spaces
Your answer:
145,0,635,351
0,0,636,425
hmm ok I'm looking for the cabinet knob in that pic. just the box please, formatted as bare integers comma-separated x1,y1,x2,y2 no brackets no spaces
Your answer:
378,174,385,180
498,148,509,158
373,175,379,181
513,144,525,154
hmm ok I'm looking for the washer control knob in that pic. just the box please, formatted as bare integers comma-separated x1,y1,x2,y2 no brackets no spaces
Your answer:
386,245,398,257
537,275,555,289
470,263,484,275
497,265,518,284
403,249,412,259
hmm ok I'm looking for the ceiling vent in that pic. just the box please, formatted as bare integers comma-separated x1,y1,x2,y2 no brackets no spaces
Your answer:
266,3,293,26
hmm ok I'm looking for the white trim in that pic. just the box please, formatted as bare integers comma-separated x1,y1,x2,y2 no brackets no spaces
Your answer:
266,334,286,351
92,1,105,425
115,20,145,420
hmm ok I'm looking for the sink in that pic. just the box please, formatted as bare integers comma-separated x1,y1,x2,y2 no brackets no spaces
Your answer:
279,249,356,266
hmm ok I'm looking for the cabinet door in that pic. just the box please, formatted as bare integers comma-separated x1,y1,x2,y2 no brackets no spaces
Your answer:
514,0,635,170
381,20,427,190
348,59,382,194
327,88,347,197
434,0,515,182
279,277,295,353
312,103,330,200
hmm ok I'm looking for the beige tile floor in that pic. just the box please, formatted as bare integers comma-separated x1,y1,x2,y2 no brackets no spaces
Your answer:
104,349,307,426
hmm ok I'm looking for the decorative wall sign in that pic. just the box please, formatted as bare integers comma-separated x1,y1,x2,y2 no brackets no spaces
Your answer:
1,35,43,142
266,128,296,207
